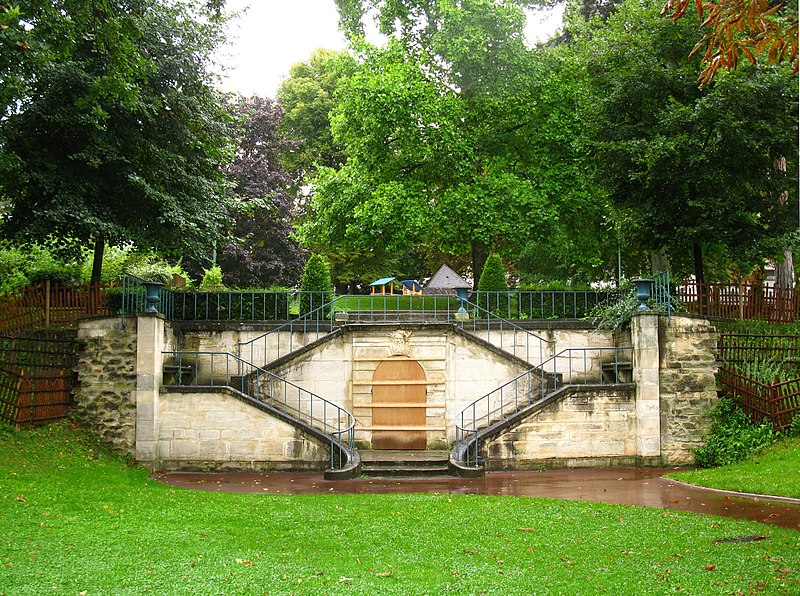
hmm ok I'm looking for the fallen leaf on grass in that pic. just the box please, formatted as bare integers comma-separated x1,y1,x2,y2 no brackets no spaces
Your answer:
377,571,393,577
703,565,716,571
15,495,26,502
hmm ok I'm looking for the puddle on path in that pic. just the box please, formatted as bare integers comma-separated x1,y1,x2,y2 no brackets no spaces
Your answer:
154,467,800,531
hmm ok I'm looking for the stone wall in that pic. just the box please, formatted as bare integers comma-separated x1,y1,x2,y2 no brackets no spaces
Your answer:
265,325,532,448
659,315,719,464
158,387,328,471
74,318,138,455
483,386,638,469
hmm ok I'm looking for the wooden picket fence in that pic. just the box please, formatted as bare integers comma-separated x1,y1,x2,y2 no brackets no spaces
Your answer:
0,335,79,426
0,280,113,336
678,282,798,323
718,368,800,431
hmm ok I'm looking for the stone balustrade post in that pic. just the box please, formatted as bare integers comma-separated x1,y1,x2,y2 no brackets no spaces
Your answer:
631,311,661,462
135,314,165,465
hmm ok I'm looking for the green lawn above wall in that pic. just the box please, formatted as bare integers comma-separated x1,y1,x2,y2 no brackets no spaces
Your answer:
2,422,799,595
667,437,800,499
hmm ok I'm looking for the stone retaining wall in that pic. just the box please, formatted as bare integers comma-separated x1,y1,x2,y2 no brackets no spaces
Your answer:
158,387,327,471
483,386,640,469
659,316,719,464
74,318,138,455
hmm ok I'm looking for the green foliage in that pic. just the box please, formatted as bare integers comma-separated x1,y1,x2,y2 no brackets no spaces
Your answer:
200,266,225,291
0,242,84,294
573,0,798,283
693,398,777,468
299,254,333,315
127,261,175,285
669,436,800,498
0,0,235,281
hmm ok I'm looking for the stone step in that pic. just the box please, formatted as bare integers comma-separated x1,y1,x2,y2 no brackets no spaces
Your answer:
360,465,451,478
359,450,452,478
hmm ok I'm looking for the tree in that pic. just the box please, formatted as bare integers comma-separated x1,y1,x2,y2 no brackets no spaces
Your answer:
662,0,798,85
574,0,798,285
277,49,356,188
214,96,304,288
0,0,234,284
307,1,570,285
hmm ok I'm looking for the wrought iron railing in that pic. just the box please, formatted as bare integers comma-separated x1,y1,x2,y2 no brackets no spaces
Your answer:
162,350,356,471
238,298,342,367
651,272,672,322
453,346,633,468
120,273,174,325
473,290,619,320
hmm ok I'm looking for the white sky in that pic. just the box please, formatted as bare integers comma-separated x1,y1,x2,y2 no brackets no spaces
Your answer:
217,0,565,98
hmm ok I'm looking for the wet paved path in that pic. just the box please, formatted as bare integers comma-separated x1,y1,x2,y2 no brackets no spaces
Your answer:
155,467,800,531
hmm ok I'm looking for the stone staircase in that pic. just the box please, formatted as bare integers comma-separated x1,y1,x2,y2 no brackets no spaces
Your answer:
359,450,451,478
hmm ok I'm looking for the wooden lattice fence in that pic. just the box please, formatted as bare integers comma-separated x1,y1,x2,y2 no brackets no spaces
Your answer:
0,335,79,426
718,368,800,431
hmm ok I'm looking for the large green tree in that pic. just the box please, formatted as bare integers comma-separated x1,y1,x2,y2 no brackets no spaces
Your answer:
305,0,584,286
574,0,798,284
0,0,234,284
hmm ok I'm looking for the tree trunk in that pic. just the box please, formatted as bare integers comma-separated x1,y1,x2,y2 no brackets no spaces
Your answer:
774,249,795,289
471,240,488,290
90,237,104,286
693,241,706,315
649,249,670,276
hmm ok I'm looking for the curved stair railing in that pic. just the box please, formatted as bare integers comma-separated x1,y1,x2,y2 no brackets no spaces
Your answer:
453,346,633,469
162,350,357,473
458,299,554,367
238,298,345,366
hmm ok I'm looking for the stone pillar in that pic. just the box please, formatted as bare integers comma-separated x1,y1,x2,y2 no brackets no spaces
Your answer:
135,314,166,465
631,311,661,462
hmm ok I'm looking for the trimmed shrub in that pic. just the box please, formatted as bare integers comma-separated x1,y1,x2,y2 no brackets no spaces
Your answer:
299,254,334,317
476,253,511,317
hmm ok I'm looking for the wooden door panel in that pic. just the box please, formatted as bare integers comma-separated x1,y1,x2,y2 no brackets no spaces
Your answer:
371,356,427,450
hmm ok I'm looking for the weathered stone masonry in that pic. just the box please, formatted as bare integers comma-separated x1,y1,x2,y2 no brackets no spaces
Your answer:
74,318,138,456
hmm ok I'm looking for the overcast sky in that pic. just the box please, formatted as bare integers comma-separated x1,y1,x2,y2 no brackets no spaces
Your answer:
217,1,565,98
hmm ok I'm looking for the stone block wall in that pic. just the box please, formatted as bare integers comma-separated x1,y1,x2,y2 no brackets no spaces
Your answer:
483,386,638,469
659,316,719,464
158,388,328,471
74,318,138,455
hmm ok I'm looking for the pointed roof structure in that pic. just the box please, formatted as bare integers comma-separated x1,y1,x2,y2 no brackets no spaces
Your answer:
423,264,471,295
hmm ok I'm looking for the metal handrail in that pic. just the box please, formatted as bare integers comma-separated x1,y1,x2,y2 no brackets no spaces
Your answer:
120,272,175,325
162,350,356,471
473,290,619,320
453,346,634,467
458,299,554,367
238,297,344,366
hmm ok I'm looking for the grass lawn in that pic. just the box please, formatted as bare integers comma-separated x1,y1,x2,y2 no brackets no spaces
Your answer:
667,437,800,500
2,423,798,595
332,294,460,313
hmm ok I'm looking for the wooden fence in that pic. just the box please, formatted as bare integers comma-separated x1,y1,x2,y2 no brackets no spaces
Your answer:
678,282,798,323
0,335,79,426
718,368,800,431
0,281,113,336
